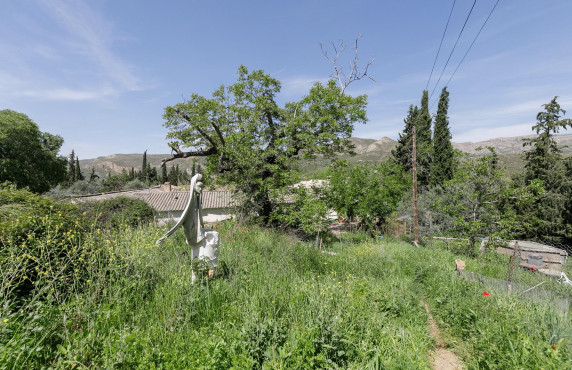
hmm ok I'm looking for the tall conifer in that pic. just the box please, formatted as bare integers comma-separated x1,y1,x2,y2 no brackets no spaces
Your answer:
391,105,418,172
161,163,168,182
141,150,148,181
431,87,454,186
75,157,84,181
416,90,432,187
67,150,76,185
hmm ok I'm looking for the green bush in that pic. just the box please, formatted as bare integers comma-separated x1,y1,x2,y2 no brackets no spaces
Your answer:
0,185,90,299
79,196,156,229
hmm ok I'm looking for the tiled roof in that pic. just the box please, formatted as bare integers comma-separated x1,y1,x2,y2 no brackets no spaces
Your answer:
74,189,235,211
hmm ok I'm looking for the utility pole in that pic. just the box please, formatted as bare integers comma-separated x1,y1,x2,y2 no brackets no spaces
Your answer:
412,127,419,246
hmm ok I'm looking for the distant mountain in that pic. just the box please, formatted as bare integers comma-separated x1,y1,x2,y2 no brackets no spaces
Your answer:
79,134,572,178
453,134,572,155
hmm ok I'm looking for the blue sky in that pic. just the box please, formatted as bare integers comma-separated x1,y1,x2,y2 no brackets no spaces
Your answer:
1,0,571,159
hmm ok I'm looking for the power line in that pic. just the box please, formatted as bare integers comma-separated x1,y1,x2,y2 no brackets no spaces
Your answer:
430,0,501,110
428,0,478,102
426,0,457,91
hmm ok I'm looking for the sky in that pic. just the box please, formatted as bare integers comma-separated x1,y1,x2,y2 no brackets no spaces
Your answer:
1,0,571,159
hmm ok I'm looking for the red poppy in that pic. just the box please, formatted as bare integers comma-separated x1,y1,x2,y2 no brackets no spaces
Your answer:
552,345,557,350
483,291,490,297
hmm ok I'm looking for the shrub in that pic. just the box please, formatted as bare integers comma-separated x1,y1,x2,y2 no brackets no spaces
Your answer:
0,185,90,299
79,196,156,229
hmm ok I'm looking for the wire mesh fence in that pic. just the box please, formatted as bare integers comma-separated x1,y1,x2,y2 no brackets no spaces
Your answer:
459,269,570,314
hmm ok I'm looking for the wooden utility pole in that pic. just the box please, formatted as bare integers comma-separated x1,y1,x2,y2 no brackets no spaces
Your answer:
412,127,419,246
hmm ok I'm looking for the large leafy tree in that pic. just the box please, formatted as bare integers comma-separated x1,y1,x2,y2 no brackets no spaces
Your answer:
0,110,67,193
162,66,368,223
430,87,454,186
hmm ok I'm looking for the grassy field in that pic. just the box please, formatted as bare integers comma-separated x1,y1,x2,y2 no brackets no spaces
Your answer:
1,221,571,368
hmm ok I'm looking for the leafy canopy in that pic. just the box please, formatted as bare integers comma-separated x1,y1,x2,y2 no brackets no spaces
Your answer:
163,65,368,221
326,159,410,233
0,110,67,193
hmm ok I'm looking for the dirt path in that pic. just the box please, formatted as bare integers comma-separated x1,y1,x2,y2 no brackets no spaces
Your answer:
421,300,464,370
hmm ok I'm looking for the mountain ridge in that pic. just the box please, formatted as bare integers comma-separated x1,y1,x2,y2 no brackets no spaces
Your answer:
79,133,572,176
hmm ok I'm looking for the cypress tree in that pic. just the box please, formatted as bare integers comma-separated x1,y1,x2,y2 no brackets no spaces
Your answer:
430,87,454,186
416,90,432,187
67,150,76,185
168,165,177,185
89,167,99,181
161,163,168,183
391,105,418,172
75,157,84,181
148,165,158,183
141,150,148,181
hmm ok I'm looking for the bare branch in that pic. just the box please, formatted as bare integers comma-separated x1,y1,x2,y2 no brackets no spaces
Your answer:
320,34,376,94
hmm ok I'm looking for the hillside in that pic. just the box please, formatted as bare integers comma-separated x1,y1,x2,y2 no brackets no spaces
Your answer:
79,134,572,178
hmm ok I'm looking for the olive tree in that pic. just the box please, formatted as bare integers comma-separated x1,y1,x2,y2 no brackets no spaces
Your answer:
162,66,368,223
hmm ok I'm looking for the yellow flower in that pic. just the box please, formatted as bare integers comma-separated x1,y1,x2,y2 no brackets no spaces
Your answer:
2,318,8,323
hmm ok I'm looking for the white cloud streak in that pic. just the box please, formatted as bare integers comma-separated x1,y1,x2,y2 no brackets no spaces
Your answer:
37,0,140,91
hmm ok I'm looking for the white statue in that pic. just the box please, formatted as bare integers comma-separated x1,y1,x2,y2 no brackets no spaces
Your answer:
156,173,220,282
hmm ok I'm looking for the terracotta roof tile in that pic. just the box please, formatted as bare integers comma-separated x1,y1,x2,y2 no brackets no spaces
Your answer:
74,189,235,211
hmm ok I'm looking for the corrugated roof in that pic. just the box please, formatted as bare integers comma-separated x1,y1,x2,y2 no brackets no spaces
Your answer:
74,190,235,211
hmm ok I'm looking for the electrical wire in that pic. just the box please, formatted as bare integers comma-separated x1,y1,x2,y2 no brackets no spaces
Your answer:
430,0,501,110
442,1,501,96
426,0,457,91
428,0,478,102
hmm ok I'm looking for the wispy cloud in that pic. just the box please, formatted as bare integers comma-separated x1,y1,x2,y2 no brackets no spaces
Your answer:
282,75,329,97
16,87,116,101
0,0,142,103
37,0,140,91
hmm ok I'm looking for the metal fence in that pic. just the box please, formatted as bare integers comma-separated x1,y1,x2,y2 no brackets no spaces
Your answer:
459,270,570,314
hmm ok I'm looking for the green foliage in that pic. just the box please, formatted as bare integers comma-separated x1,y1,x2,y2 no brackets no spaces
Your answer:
431,87,455,186
141,150,148,182
0,186,157,304
518,97,572,241
391,104,418,173
0,110,67,193
79,196,156,229
74,158,84,181
392,90,433,187
406,148,544,243
326,159,410,234
3,222,570,368
0,185,89,299
67,149,76,185
416,90,433,187
163,65,368,223
271,185,331,240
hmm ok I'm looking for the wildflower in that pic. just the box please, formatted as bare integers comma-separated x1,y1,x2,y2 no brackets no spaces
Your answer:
483,291,490,297
552,345,557,350
2,318,8,323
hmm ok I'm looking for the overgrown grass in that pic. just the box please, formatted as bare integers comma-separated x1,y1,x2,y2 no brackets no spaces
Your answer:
1,218,570,368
